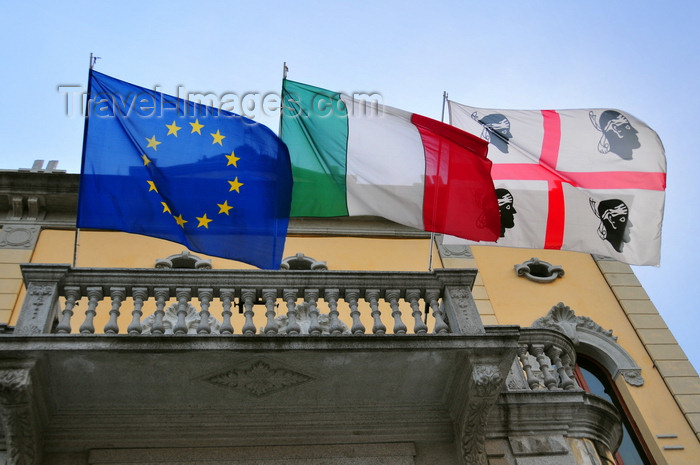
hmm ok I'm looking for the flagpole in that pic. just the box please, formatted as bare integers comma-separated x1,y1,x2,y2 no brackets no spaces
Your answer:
428,91,449,272
73,53,98,268
278,62,288,137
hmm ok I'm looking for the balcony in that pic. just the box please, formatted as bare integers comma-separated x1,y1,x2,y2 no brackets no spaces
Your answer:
0,264,622,465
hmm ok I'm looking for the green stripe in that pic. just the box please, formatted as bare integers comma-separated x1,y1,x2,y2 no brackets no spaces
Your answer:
281,79,349,217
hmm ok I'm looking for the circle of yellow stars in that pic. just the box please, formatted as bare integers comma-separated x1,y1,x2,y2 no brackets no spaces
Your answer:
143,117,243,230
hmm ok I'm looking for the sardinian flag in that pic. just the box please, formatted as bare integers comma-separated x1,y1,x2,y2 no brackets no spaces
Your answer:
448,100,666,266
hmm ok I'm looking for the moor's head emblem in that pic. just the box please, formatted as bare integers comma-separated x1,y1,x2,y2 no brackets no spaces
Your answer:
497,188,516,237
472,112,512,154
590,110,641,160
590,198,631,253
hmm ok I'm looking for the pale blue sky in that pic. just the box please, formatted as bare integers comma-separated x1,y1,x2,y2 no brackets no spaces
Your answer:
1,1,698,369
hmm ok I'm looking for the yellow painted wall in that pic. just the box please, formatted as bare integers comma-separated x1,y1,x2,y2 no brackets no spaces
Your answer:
469,245,700,465
31,229,432,271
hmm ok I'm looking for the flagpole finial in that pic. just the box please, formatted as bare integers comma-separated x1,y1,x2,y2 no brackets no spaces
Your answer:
89,53,101,70
283,62,288,80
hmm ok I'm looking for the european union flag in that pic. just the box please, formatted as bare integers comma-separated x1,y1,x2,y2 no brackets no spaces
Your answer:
77,70,293,269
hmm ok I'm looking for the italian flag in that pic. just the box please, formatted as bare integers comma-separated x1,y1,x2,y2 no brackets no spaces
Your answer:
280,80,500,242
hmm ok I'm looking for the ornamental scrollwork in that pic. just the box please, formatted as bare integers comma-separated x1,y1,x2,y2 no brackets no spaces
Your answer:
514,257,564,283
532,302,616,344
461,364,503,465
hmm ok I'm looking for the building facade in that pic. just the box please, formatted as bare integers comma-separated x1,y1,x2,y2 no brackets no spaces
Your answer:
0,163,698,465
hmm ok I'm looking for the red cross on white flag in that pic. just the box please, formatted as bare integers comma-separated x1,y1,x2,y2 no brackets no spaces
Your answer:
448,100,666,266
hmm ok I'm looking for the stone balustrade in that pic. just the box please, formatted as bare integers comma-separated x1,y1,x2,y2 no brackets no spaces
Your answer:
514,328,581,391
14,264,487,337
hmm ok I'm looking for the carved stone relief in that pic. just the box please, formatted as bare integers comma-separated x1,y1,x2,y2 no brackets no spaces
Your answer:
0,365,42,465
435,234,474,259
0,224,40,250
204,360,314,397
514,257,564,283
461,364,504,465
141,302,222,335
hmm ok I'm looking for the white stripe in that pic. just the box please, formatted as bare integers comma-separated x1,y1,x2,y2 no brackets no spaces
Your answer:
342,95,426,230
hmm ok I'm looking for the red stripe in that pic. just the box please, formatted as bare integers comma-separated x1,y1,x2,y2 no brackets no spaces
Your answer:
545,181,566,248
540,110,561,167
541,110,564,249
491,165,666,191
411,113,501,242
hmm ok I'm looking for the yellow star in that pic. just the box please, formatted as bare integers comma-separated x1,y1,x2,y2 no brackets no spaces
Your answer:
190,119,204,134
166,120,182,137
196,213,213,228
228,177,243,193
147,180,158,192
142,154,152,166
174,214,187,228
218,200,233,215
146,135,161,151
211,129,225,146
225,151,240,167
161,202,171,214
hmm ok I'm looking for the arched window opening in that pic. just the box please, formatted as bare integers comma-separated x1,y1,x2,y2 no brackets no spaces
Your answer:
575,357,654,465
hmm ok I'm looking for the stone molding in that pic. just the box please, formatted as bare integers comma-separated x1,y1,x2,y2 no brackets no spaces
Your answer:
435,234,474,259
514,257,565,283
0,224,40,250
203,359,315,397
14,281,60,336
280,252,328,271
154,250,212,269
443,286,485,334
532,302,644,386
89,443,417,464
0,361,42,465
460,364,504,465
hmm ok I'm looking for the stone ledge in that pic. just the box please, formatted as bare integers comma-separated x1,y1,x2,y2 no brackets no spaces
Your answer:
647,344,691,361
628,314,669,330
611,286,650,300
666,377,700,396
656,360,699,378
89,443,417,464
603,273,642,287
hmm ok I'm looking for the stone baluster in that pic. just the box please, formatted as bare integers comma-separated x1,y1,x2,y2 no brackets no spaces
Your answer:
219,289,235,335
385,290,407,335
240,289,257,335
151,288,169,335
531,344,557,390
345,289,365,335
427,290,448,334
56,286,81,334
172,288,192,335
104,287,126,334
306,289,321,336
326,289,342,335
406,289,427,335
79,287,103,334
366,289,385,335
262,289,278,335
547,345,575,390
127,287,148,335
560,352,579,390
517,344,540,390
196,288,214,334
283,289,300,335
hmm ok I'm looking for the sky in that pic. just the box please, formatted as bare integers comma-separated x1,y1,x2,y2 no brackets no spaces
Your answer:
1,1,698,369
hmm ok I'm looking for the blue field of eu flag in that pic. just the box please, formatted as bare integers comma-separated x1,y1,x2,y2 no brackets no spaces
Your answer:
77,70,293,269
